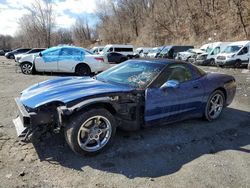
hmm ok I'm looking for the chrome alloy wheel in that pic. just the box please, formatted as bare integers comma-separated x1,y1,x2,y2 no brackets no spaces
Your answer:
208,93,224,119
21,63,33,74
77,116,112,152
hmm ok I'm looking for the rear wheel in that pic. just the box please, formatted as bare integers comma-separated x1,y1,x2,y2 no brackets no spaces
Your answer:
204,90,225,121
75,64,91,76
20,62,33,74
65,108,116,156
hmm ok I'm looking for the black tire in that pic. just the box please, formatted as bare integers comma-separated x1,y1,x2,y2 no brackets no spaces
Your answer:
235,60,241,68
204,90,225,121
9,54,15,59
75,64,91,76
20,62,33,75
210,59,215,66
65,108,116,156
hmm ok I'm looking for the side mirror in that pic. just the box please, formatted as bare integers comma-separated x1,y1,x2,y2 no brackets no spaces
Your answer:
160,80,180,90
39,52,42,57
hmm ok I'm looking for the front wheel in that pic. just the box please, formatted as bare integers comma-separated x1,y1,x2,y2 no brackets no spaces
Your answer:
20,62,33,74
65,108,116,156
204,90,225,121
210,59,215,66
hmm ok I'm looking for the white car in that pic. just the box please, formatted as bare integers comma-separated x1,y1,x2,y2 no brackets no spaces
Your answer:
19,46,110,75
176,48,204,61
147,47,163,58
134,47,152,58
15,48,46,62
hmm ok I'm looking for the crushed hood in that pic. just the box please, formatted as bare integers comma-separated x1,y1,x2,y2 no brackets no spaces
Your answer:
20,76,132,108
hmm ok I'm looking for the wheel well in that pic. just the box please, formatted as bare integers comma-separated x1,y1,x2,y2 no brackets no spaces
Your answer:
215,87,227,101
77,102,116,115
20,61,33,66
75,63,91,73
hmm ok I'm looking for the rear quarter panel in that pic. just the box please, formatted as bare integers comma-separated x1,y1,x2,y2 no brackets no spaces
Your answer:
202,72,236,107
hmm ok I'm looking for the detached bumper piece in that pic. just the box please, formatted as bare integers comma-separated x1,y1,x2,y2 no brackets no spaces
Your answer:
13,98,31,137
12,98,54,141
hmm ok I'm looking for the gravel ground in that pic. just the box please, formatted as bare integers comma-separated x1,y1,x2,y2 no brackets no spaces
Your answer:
0,56,249,188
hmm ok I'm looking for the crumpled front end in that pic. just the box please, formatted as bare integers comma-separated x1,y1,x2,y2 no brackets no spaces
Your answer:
13,98,55,139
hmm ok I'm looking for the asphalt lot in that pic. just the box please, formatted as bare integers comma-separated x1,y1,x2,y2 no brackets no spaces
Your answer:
0,56,249,188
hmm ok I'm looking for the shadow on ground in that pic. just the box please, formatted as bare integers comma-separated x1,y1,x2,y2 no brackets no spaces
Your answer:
33,107,250,178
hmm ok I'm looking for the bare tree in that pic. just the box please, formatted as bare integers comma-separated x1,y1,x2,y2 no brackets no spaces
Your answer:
17,0,55,48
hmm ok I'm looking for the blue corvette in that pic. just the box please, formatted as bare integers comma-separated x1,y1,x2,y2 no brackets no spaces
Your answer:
13,59,236,155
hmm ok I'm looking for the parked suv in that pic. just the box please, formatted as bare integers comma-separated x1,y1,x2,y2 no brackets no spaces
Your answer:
5,48,31,59
0,49,11,56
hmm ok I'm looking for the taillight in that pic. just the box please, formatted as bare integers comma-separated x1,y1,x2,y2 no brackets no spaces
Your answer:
94,57,104,63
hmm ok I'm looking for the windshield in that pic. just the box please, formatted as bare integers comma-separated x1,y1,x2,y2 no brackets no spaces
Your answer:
206,47,213,53
223,45,242,53
102,46,111,53
160,47,170,54
96,61,164,89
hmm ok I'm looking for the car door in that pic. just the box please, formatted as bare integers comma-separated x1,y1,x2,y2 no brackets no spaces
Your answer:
57,48,84,73
35,48,60,72
145,63,205,126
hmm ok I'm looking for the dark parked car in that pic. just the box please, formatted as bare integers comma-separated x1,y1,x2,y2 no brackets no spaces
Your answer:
157,46,194,59
13,59,236,156
5,48,31,59
15,48,46,62
105,52,128,64
0,49,11,56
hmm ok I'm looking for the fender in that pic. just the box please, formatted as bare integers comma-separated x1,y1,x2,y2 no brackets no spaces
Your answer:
57,96,118,116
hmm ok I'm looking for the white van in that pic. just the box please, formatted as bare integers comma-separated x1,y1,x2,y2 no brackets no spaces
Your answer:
134,47,152,58
196,42,231,65
216,41,250,68
100,44,134,57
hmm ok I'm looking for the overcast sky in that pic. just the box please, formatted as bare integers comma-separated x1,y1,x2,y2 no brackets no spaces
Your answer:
0,0,99,36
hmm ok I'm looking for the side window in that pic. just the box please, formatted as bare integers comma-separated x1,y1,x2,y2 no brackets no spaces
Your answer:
114,48,121,52
167,64,192,83
43,49,60,56
238,47,248,55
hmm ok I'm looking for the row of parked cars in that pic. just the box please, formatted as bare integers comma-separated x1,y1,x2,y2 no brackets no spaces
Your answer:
1,41,250,76
91,41,250,69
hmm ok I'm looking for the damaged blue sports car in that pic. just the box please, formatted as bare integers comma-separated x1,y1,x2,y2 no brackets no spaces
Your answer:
13,59,236,155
